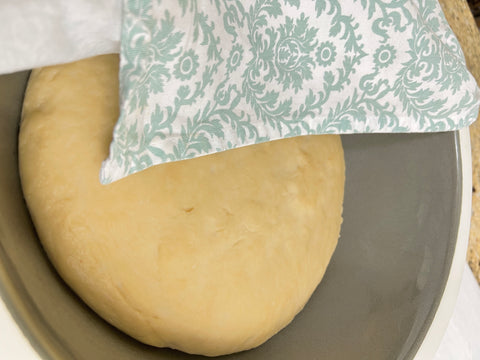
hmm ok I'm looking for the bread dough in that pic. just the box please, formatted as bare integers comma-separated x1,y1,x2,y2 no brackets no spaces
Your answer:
19,54,345,356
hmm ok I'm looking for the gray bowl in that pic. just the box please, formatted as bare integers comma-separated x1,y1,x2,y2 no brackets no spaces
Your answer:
0,70,465,360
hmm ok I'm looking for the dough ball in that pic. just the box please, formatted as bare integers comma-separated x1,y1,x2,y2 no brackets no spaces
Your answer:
19,54,345,356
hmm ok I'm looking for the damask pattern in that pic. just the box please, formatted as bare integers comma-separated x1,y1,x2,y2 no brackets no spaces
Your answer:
100,0,480,184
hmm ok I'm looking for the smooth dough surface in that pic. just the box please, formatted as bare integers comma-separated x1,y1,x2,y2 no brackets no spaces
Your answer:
19,55,345,356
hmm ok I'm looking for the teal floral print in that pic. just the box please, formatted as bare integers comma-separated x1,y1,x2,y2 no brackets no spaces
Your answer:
374,44,396,68
99,0,480,184
174,50,199,80
273,15,318,92
226,44,243,73
316,41,337,67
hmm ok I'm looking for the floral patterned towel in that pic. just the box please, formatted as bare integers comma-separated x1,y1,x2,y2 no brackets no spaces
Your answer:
100,0,480,184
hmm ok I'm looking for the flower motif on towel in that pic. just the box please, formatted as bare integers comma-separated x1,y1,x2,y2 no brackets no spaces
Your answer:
99,0,480,184
174,50,200,81
374,44,396,69
316,41,337,67
226,44,244,73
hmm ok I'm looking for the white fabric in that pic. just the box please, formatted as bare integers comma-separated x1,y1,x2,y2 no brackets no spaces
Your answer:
0,0,121,74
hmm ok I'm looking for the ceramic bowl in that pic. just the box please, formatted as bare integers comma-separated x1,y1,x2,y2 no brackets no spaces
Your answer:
0,70,471,360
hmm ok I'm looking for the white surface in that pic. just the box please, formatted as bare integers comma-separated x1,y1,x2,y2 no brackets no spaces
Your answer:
0,296,40,360
434,264,480,360
0,0,121,74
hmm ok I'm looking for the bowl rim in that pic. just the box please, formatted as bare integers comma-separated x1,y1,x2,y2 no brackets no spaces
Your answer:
412,127,472,360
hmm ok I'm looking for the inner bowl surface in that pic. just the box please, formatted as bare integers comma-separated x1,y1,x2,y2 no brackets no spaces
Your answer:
0,71,461,360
